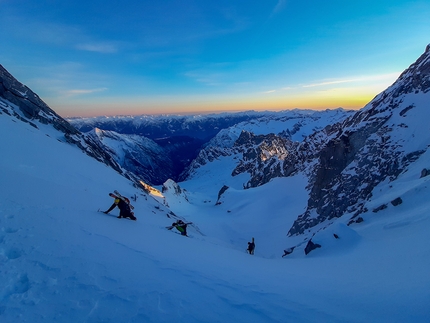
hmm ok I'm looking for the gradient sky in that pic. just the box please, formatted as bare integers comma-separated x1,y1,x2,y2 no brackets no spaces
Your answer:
1,0,429,117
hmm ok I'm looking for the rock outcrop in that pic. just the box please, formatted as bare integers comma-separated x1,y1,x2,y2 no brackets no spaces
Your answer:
286,44,430,235
0,64,129,182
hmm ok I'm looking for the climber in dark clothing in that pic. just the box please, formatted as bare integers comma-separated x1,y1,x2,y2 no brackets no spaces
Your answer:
171,220,188,236
247,237,255,255
104,193,137,220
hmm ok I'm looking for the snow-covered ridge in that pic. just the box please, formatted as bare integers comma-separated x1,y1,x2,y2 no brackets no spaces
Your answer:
0,64,141,186
0,64,77,134
288,44,430,235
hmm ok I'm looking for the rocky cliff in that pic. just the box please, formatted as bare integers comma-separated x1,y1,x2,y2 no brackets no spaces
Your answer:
284,45,430,235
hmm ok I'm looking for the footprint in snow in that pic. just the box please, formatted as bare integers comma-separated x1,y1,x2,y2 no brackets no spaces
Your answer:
6,248,23,260
4,227,19,234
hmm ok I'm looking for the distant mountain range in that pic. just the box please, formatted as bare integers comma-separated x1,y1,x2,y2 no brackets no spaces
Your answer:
68,112,274,140
68,109,354,185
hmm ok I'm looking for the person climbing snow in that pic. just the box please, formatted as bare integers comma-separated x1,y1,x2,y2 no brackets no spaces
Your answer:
169,220,188,236
247,237,255,255
282,247,295,257
103,192,137,221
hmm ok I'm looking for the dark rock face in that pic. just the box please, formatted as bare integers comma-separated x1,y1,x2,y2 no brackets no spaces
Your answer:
216,185,229,205
203,45,430,237
232,131,295,188
304,240,321,255
179,109,355,182
286,45,430,236
86,129,176,186
0,64,78,134
282,247,295,257
391,197,403,206
181,130,297,186
373,204,388,213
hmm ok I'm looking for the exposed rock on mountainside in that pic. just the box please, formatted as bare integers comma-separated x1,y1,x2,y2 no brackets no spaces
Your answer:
161,179,190,206
182,45,430,239
232,131,295,188
212,45,430,238
181,109,353,182
280,45,430,236
0,64,77,134
0,64,128,180
86,128,176,185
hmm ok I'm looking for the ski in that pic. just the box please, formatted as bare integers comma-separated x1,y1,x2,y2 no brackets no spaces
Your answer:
112,190,135,210
113,190,123,198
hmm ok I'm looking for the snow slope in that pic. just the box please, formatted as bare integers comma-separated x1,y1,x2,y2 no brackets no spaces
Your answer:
1,108,430,323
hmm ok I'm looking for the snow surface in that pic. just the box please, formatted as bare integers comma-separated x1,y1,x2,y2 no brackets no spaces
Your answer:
1,111,430,323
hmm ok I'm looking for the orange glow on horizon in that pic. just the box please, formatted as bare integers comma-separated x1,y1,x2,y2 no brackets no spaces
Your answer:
58,94,372,118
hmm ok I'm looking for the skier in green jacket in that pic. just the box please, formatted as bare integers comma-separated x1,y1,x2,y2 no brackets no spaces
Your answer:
171,220,188,236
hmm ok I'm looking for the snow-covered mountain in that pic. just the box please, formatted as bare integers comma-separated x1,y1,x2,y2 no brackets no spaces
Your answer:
83,126,225,185
286,44,430,236
0,65,77,134
68,112,278,180
1,45,430,322
181,108,353,182
0,64,137,184
85,128,175,185
71,109,354,184
182,44,430,244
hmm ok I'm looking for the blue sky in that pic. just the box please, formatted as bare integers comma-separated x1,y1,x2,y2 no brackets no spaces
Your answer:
1,0,429,117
